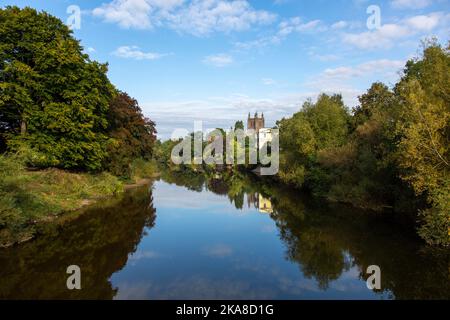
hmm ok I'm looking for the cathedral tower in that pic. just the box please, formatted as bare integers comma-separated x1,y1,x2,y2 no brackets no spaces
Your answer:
247,112,265,132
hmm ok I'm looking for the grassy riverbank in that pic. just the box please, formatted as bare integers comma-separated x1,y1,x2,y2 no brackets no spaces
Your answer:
0,154,158,247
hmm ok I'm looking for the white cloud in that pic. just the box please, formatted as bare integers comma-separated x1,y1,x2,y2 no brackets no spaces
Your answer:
331,21,348,29
342,12,447,49
93,0,154,29
304,59,406,107
112,46,170,60
235,16,326,50
203,53,234,67
278,17,326,36
86,47,96,53
93,0,276,36
391,0,433,9
165,0,277,36
405,13,442,31
262,78,276,85
149,0,185,11
234,35,282,50
342,23,410,49
308,50,339,62
321,59,405,80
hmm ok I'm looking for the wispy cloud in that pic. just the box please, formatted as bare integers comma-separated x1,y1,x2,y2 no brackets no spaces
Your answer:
262,78,276,85
234,16,326,50
112,46,170,60
308,50,340,62
305,58,405,107
93,0,276,36
391,0,433,9
342,12,448,49
165,0,277,36
320,59,405,80
203,244,233,258
278,17,327,35
203,53,234,67
331,21,349,30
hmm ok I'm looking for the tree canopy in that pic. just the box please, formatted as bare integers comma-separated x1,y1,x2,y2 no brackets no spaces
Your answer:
0,6,156,173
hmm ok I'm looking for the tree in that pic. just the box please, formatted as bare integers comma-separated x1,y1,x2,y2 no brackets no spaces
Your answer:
395,41,449,246
277,112,317,188
276,94,349,189
234,121,244,131
106,92,156,177
304,94,350,150
352,82,396,130
0,6,115,171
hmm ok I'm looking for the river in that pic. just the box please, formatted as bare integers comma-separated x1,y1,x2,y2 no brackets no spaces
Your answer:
0,170,448,299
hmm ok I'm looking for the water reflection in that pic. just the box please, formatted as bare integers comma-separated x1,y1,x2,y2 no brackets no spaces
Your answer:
157,169,449,299
0,187,156,299
0,170,448,300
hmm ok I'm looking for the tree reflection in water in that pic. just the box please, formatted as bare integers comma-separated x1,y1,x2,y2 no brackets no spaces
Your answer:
0,169,448,300
0,186,156,299
162,169,449,300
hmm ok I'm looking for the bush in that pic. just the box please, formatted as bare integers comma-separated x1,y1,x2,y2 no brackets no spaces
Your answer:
129,159,158,183
418,181,450,247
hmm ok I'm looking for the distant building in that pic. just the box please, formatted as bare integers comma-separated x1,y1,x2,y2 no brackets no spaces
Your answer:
258,128,273,150
247,112,272,149
247,112,265,132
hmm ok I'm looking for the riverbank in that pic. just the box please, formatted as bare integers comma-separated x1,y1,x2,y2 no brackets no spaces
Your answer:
0,155,159,247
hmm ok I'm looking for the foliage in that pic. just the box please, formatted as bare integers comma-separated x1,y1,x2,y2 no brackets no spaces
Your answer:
394,41,450,246
105,92,156,177
0,6,116,171
276,94,349,189
128,158,159,183
234,120,244,131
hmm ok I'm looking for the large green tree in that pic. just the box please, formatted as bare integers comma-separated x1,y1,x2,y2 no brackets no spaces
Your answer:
0,6,115,170
303,94,350,150
277,94,349,189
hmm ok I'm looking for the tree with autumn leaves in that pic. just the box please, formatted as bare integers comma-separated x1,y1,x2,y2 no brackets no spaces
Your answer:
395,41,449,246
0,6,156,174
106,92,156,177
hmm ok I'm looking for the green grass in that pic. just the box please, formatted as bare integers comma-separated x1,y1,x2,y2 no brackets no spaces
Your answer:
128,158,159,183
0,154,124,247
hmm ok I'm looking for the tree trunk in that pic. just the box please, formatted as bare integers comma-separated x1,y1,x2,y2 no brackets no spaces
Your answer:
20,120,27,135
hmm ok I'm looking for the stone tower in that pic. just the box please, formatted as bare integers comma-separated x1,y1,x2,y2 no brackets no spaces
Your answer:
247,112,265,132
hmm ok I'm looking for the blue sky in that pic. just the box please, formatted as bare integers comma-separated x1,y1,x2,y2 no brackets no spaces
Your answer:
2,0,449,138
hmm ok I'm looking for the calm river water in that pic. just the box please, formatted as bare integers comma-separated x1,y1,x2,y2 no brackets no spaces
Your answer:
0,170,448,299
